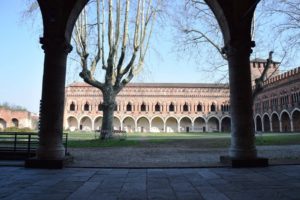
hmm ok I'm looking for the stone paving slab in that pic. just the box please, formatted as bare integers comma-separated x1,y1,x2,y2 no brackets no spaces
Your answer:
0,165,300,199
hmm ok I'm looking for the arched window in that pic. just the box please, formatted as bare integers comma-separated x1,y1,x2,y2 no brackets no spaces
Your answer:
169,103,174,112
70,102,75,111
98,103,103,111
155,103,161,112
197,103,202,112
84,102,89,111
141,103,146,111
126,102,132,111
210,103,216,112
114,104,118,111
183,103,189,112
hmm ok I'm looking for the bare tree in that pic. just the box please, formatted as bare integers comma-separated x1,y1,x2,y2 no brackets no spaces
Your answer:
76,0,159,139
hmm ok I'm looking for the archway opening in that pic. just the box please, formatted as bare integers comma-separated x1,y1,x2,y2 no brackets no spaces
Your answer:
123,117,135,133
263,115,271,132
151,117,164,132
256,116,262,132
137,117,150,133
292,110,300,132
221,117,231,132
194,117,206,132
0,118,7,130
12,118,19,128
180,117,192,132
166,117,178,132
67,116,78,132
113,117,121,130
80,116,92,131
281,112,291,132
207,117,219,132
271,113,280,132
94,116,103,131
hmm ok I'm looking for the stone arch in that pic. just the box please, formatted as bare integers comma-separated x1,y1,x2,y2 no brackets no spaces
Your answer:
221,116,231,132
94,116,103,131
263,113,271,132
137,116,150,133
67,116,78,132
292,109,300,132
0,118,7,130
151,116,164,132
280,110,291,132
207,116,219,132
194,117,206,132
79,116,92,131
255,115,262,132
165,117,178,133
123,116,135,133
12,118,19,128
179,116,192,132
271,112,280,132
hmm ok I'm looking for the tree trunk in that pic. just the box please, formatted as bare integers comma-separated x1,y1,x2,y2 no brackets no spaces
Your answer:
100,90,116,140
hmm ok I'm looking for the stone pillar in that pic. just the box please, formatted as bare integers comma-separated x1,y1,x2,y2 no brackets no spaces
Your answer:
290,120,294,132
36,38,72,160
280,120,283,132
225,42,257,159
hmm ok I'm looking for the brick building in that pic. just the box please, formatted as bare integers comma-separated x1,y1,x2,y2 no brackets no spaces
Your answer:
64,60,300,133
0,108,38,130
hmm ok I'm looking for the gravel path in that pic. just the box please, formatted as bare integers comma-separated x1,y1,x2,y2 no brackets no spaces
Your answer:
68,142,300,167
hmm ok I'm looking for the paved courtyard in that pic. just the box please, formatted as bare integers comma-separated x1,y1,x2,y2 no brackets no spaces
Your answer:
0,165,299,200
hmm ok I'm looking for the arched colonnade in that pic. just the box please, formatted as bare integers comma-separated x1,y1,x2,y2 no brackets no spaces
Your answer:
254,108,300,132
66,115,232,133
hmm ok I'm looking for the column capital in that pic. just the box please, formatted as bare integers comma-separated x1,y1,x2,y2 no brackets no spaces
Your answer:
40,37,73,53
222,40,255,58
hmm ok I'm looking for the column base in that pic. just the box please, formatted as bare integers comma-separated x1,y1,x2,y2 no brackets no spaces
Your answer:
24,155,73,169
220,156,268,168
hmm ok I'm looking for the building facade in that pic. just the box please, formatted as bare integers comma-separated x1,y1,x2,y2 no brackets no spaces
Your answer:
64,61,300,133
0,108,38,130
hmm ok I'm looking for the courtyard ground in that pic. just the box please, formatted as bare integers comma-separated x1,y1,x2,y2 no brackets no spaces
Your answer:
66,132,300,168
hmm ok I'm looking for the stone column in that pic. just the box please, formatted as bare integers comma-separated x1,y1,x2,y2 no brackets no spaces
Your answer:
37,37,72,160
225,42,257,159
290,120,294,132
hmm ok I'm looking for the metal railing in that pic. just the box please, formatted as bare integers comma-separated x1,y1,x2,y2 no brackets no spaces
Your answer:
0,132,68,160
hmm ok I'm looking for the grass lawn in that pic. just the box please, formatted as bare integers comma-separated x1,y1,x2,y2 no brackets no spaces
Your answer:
66,131,300,148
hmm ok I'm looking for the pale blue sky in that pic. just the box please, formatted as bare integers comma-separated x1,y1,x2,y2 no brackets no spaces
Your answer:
0,1,299,113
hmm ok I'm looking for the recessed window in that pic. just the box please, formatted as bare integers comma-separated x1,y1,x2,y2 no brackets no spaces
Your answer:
210,103,216,112
98,103,103,111
84,102,89,111
183,103,189,112
197,103,202,112
126,103,132,111
141,103,146,111
70,102,75,111
169,103,174,112
155,103,160,112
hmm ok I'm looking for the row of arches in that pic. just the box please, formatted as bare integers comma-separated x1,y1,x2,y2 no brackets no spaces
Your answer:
66,115,232,133
255,109,300,132
0,118,19,130
69,101,230,113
